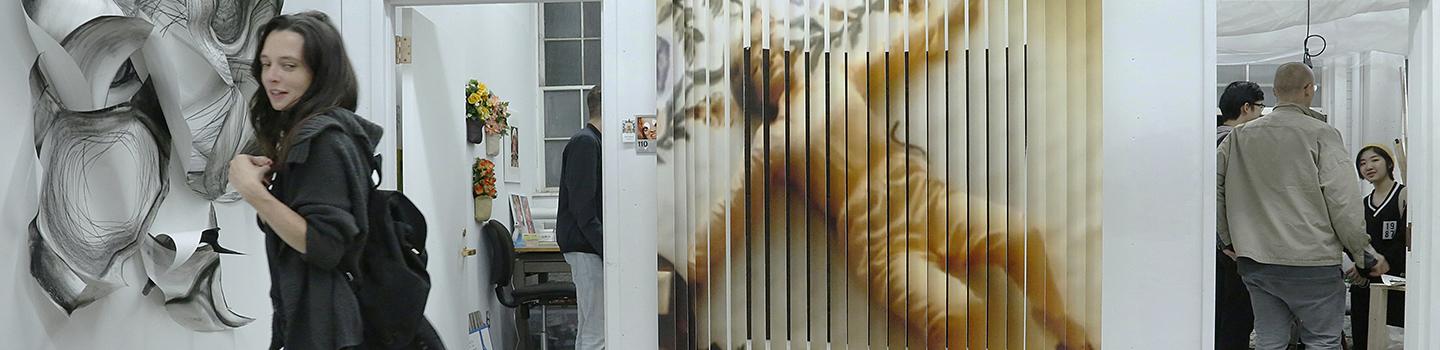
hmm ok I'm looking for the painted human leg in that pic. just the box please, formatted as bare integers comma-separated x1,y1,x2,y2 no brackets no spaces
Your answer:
838,151,1093,349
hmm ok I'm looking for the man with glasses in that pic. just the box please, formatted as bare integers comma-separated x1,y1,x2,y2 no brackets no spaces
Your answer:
1218,81,1266,143
1218,62,1389,349
1215,80,1265,349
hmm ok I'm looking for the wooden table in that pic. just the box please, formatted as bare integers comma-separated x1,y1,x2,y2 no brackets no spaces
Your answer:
1367,283,1405,350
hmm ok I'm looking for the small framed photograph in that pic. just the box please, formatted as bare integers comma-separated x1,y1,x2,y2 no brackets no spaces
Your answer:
621,119,637,143
509,194,538,247
636,115,657,153
505,126,521,183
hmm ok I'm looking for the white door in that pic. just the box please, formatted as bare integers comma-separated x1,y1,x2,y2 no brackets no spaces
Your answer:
395,7,494,349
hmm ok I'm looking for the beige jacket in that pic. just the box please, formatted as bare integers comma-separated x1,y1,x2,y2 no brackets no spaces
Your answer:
1218,103,1373,267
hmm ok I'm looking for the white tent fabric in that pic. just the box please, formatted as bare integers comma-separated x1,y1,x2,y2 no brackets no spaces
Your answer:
1219,0,1406,36
1218,1,1412,197
1219,0,1409,65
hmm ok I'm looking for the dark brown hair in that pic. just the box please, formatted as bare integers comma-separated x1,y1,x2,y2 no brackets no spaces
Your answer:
586,85,601,119
249,11,358,163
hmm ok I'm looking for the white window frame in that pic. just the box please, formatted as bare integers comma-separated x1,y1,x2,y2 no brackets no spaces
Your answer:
536,0,601,193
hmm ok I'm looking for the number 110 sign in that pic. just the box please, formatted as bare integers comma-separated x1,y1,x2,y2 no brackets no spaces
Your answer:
635,115,657,154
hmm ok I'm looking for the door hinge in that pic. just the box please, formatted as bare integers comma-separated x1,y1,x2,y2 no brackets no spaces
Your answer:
395,35,412,64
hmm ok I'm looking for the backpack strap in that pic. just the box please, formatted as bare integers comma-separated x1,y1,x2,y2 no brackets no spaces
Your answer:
368,153,383,190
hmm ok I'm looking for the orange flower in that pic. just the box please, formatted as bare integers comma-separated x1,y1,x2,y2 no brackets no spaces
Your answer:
472,157,504,198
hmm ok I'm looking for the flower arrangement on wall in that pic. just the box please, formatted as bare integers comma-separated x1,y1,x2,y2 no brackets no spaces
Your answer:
472,158,498,199
464,79,511,145
472,157,498,221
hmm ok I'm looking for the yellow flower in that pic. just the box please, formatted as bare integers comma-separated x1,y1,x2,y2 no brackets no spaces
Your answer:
476,83,489,94
467,92,481,104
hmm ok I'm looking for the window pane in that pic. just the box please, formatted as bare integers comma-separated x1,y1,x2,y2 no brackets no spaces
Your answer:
545,90,583,138
1251,64,1280,85
583,2,601,37
580,87,592,119
1216,87,1225,113
545,41,582,86
544,2,581,38
545,141,567,188
1217,65,1246,86
583,40,601,85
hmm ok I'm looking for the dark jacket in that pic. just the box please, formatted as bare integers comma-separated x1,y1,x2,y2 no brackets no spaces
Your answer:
557,123,603,257
260,108,381,350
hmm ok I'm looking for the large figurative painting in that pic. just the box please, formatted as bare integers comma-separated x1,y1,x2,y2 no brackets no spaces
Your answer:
23,0,279,332
657,0,1102,348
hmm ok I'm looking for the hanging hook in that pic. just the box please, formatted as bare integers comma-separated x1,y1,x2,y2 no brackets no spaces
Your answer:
1301,0,1327,67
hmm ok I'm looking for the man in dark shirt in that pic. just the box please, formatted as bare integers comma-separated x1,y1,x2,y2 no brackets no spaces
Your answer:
558,85,604,349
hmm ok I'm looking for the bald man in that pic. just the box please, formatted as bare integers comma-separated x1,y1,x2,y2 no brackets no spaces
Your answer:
1218,62,1389,350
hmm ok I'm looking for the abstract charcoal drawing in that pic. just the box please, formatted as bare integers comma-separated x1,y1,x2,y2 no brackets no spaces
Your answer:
131,0,282,201
23,0,279,331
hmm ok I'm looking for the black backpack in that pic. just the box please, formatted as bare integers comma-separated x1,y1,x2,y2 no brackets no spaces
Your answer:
348,153,434,348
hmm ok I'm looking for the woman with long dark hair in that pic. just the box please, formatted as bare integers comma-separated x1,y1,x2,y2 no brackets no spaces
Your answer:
227,11,440,349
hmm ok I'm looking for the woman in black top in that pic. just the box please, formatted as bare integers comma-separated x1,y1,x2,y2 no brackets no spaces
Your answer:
228,11,440,349
1347,144,1408,349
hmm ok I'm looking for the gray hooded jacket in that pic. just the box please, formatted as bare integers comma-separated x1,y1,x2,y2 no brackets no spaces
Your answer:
260,108,382,350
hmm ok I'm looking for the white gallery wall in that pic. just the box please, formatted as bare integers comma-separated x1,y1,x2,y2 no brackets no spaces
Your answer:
409,3,545,235
1101,0,1217,348
0,2,51,349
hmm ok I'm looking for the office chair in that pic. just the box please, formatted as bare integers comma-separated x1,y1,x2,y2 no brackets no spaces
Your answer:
483,219,576,349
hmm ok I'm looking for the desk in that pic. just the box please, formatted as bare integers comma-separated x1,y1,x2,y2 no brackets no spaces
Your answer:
516,246,562,254
1367,283,1404,350
511,245,573,350
514,246,568,284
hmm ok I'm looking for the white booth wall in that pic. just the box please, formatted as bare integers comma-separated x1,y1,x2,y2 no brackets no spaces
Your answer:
1100,0,1217,347
597,0,661,347
1406,0,1439,345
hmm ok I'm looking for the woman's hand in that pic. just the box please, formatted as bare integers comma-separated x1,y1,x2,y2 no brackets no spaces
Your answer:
228,154,274,198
